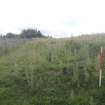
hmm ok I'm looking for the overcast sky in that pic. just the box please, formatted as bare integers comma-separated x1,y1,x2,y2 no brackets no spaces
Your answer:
0,0,105,38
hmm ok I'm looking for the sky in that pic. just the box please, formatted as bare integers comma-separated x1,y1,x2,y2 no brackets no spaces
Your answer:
0,0,105,38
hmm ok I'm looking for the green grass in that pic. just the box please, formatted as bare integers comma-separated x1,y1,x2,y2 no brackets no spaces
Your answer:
0,37,105,105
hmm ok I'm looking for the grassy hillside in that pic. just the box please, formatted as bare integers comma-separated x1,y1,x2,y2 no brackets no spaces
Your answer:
0,36,105,105
0,38,30,56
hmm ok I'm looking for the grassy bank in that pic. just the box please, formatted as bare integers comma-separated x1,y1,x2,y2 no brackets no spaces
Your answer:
0,37,105,105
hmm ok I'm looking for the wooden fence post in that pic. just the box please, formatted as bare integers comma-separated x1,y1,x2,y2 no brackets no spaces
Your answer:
98,47,104,87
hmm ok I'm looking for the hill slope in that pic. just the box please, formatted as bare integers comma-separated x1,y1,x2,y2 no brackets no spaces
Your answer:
0,37,105,105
